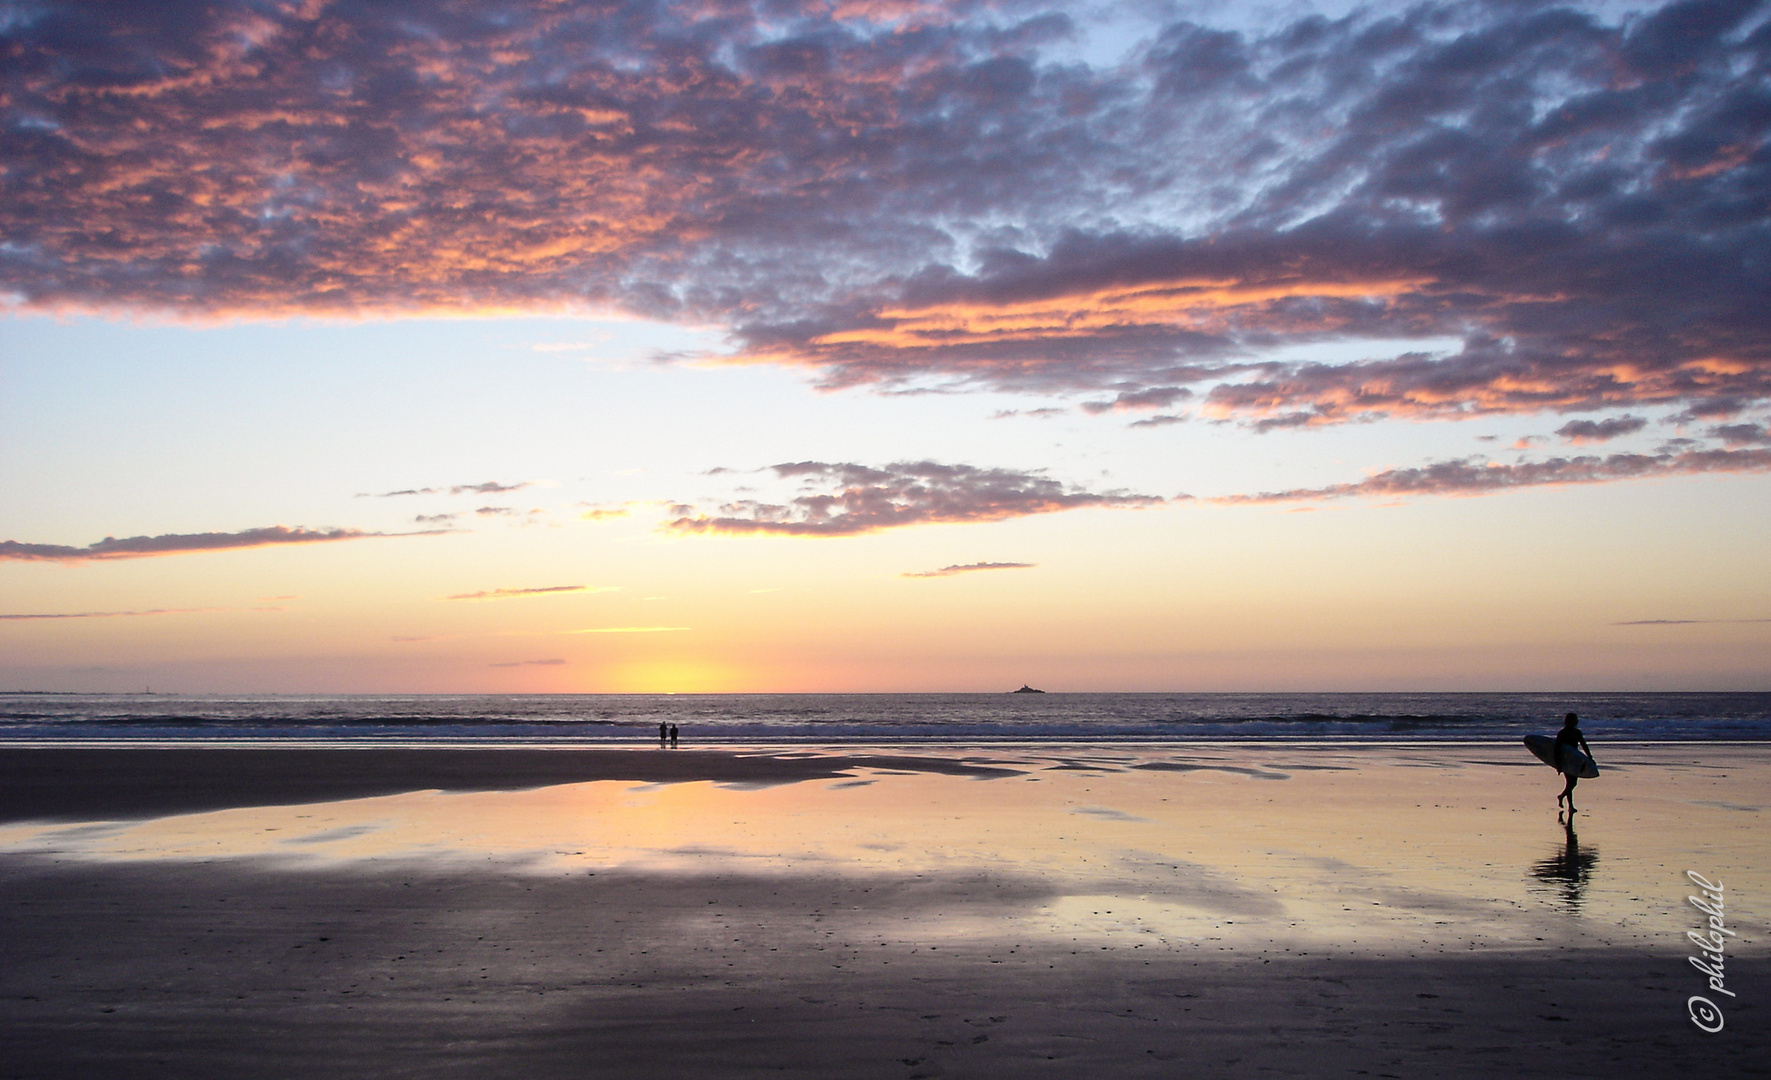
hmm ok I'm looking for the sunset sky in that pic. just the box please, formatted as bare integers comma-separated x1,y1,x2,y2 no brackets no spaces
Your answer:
3,0,1767,692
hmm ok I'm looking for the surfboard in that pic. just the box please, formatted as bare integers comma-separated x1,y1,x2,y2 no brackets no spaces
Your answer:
1523,734,1599,779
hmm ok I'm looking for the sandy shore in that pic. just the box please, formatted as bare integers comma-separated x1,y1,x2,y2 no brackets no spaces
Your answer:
1,743,1764,1077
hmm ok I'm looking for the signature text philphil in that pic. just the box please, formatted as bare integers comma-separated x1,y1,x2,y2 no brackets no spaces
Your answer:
1685,870,1733,1033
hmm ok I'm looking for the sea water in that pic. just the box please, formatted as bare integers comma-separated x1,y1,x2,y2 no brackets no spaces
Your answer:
0,691,1766,743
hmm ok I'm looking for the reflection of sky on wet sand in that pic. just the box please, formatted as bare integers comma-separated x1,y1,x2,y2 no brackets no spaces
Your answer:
3,745,1766,955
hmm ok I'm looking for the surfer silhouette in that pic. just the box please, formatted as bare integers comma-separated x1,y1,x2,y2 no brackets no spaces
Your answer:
1554,712,1594,812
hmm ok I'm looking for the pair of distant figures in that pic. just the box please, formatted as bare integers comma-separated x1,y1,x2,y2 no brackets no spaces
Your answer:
658,722,679,747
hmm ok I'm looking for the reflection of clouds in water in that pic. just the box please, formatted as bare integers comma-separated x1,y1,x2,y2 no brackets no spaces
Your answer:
284,823,388,846
1072,806,1150,823
40,823,132,843
1529,820,1599,914
1112,852,1286,917
1133,762,1291,780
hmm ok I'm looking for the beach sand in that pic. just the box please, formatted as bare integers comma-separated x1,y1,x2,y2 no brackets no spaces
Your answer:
1,743,1763,1077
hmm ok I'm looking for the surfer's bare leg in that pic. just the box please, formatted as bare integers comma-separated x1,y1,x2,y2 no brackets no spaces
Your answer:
1558,773,1578,809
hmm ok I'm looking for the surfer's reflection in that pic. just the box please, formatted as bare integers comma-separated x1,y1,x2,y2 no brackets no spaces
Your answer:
1529,814,1598,913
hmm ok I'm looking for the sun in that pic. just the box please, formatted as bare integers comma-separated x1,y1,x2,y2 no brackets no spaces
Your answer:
600,658,752,694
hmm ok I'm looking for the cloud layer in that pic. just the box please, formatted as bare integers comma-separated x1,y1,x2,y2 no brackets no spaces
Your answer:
1215,446,1771,504
362,482,532,499
445,585,601,600
903,561,1036,578
0,608,215,620
0,526,401,563
667,462,1159,536
3,0,1766,426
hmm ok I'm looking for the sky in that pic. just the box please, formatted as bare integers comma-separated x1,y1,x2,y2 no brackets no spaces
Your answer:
2,0,1768,693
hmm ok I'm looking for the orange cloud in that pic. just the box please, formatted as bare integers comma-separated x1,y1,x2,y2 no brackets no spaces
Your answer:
812,277,1433,350
444,585,611,601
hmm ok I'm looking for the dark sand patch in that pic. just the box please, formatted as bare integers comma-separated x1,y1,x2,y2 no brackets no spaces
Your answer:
1,856,1757,1079
0,748,1015,824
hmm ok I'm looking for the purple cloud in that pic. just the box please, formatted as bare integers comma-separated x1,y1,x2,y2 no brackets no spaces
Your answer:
0,1,1762,427
489,658,568,668
1080,386,1192,415
903,561,1037,578
1709,422,1771,445
0,526,423,563
1613,617,1771,625
667,462,1161,536
1555,416,1649,444
362,482,532,498
0,608,216,620
1215,446,1771,504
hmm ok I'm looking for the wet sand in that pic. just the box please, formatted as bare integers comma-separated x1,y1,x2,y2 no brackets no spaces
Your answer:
1,743,1764,1077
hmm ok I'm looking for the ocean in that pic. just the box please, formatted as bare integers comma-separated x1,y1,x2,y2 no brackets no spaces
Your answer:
1,691,1767,743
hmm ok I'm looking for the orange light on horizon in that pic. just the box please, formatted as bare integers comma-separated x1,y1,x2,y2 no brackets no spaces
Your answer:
599,657,758,694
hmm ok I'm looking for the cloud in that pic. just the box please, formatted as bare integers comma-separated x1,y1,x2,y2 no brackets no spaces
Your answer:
444,585,607,601
362,482,532,499
564,626,690,634
990,407,1068,420
1080,386,1192,415
1215,446,1771,504
903,561,1036,578
0,526,424,563
1613,617,1770,625
579,504,634,521
1555,415,1649,444
1,1,1763,428
489,658,567,667
665,461,1161,536
1710,422,1771,445
0,608,218,620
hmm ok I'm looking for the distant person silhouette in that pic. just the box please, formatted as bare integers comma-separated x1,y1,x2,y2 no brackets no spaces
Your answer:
668,723,679,748
658,721,668,746
1554,712,1594,812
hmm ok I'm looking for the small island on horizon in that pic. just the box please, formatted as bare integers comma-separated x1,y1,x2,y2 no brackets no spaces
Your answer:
1011,684,1045,694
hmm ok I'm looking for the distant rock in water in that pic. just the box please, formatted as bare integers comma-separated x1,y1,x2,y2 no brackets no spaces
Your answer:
1011,684,1045,694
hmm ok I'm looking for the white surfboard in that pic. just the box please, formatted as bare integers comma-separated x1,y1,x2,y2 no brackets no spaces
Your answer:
1523,734,1599,779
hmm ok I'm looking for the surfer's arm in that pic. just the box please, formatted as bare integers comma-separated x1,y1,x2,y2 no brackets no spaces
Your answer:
1577,735,1593,759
